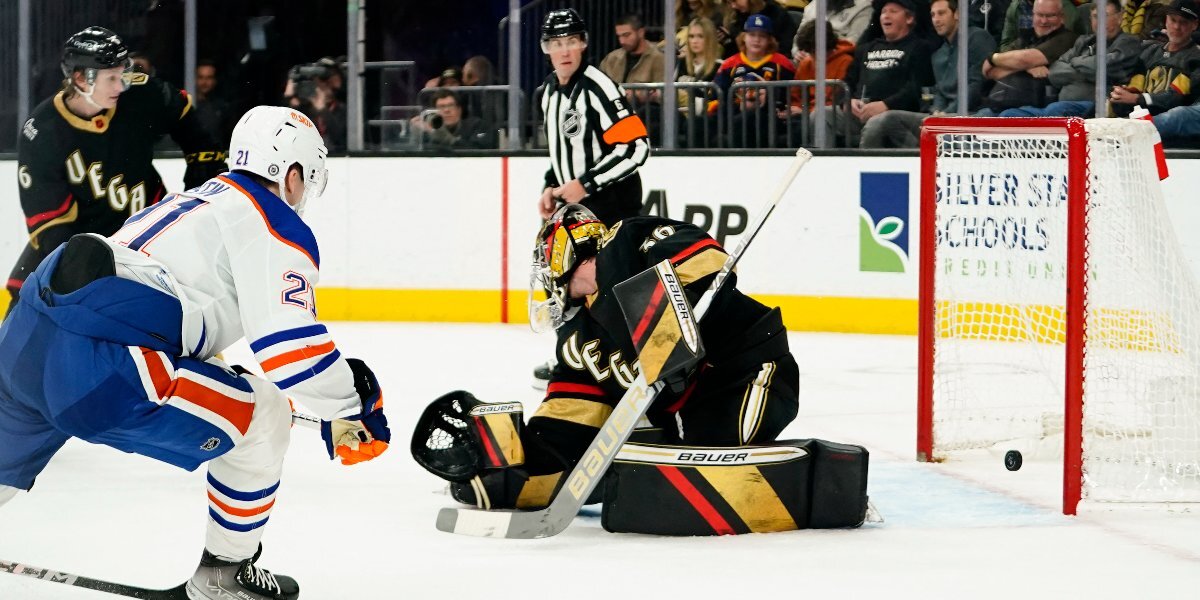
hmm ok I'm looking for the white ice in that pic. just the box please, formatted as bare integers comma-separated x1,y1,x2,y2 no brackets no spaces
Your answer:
1,323,1198,599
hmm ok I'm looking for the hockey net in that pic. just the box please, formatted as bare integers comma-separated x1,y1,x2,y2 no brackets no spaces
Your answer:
917,117,1200,514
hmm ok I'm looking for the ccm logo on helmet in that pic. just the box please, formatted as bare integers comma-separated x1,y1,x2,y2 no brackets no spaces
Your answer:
290,112,313,128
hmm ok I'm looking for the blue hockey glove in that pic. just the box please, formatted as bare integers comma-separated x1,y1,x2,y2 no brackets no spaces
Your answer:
321,358,391,465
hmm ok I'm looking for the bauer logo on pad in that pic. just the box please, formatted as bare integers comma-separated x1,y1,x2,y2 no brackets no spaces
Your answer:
613,260,704,385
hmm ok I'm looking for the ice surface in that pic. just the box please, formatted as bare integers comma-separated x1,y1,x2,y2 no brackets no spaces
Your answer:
1,323,1197,599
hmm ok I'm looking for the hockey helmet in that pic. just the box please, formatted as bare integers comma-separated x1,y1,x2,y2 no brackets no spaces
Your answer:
529,204,607,331
541,8,588,52
61,27,132,84
228,106,329,216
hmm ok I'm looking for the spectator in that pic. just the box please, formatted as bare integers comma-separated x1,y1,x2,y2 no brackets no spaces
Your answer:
193,59,234,143
825,0,934,147
788,19,857,113
857,0,939,46
999,0,1086,52
979,0,1078,114
677,17,725,146
722,0,800,57
859,0,994,148
998,0,1141,117
681,17,726,82
712,13,796,147
1123,0,1174,39
1109,0,1200,123
675,0,731,49
462,56,495,86
798,0,874,45
600,13,666,101
410,89,497,150
285,60,347,151
967,0,1012,40
425,67,463,90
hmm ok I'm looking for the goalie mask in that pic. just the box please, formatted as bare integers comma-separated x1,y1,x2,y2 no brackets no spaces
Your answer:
529,204,607,332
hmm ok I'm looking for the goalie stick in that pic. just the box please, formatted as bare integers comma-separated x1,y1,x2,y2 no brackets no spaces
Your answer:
436,147,813,539
0,558,187,599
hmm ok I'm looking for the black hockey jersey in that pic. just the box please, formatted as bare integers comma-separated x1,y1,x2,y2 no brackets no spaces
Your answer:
9,77,228,300
467,217,796,509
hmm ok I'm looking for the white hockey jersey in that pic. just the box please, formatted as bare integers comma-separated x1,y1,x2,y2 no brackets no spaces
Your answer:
103,171,360,421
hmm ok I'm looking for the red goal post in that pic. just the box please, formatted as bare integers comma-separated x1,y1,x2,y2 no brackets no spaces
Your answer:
916,117,1200,515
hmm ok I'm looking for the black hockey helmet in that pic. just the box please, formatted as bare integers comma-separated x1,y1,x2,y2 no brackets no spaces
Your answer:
541,8,588,43
61,26,130,81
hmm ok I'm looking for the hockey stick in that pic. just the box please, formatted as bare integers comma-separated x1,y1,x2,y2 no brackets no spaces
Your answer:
0,558,186,599
436,147,813,538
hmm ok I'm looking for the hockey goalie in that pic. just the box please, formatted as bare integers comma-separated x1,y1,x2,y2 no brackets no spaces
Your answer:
412,205,869,535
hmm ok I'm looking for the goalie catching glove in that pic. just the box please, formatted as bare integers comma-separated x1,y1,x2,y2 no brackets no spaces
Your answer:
321,358,391,465
410,390,525,481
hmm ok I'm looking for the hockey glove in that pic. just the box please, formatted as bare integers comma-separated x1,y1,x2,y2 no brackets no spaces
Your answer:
321,358,391,465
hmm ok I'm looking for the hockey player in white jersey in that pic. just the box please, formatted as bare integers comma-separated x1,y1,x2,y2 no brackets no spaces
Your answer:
0,106,390,600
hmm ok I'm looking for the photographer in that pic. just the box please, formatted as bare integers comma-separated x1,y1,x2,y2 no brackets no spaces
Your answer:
284,57,347,151
409,89,497,150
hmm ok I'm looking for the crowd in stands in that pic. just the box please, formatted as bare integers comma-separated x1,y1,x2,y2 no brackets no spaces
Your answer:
158,0,1200,151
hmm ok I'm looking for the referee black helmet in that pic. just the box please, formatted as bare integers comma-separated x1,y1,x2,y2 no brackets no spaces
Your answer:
542,8,588,43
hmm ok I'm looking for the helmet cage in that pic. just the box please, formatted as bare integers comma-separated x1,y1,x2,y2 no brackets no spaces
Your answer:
528,205,606,332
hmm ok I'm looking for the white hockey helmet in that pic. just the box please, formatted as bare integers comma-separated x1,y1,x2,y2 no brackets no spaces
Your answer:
229,106,329,215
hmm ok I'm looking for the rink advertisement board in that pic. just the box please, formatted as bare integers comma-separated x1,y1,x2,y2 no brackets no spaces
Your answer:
3,155,1200,334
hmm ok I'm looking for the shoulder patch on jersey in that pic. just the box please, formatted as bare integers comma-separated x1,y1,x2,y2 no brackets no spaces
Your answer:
124,72,149,86
219,172,321,269
22,118,37,141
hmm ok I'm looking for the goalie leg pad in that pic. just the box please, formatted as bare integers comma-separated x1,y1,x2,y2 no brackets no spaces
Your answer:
411,390,525,482
601,439,869,535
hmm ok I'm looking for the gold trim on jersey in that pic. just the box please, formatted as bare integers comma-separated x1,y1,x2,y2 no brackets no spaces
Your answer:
533,397,613,428
738,362,776,444
674,248,728,286
54,92,116,133
28,203,79,250
178,91,194,120
515,473,562,509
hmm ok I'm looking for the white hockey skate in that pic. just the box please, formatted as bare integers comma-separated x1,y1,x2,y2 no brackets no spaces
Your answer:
185,545,299,600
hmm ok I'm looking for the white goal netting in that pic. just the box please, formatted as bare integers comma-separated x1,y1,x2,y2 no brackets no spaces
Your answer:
927,118,1200,504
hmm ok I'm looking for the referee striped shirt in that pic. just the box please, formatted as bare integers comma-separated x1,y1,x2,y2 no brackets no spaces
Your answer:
541,65,650,194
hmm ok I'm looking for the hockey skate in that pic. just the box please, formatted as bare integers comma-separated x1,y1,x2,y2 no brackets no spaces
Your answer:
185,546,299,600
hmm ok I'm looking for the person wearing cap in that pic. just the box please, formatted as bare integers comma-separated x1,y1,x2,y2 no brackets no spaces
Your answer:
857,0,994,148
722,0,800,57
827,0,933,147
978,0,1078,114
6,26,227,315
1110,0,1200,138
711,13,796,147
536,8,651,227
996,0,1142,118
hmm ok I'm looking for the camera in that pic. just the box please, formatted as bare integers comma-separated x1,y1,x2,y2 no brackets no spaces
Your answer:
419,109,443,129
288,62,334,102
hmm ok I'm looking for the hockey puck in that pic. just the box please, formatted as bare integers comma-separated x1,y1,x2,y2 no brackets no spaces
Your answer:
1004,450,1023,471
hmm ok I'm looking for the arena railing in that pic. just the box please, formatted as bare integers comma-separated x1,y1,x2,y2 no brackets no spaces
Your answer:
726,80,852,150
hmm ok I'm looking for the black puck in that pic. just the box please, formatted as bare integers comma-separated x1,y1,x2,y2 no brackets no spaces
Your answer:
1004,450,1023,471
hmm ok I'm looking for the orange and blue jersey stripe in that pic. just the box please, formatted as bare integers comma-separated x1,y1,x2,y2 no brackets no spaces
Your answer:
251,324,340,390
129,347,255,443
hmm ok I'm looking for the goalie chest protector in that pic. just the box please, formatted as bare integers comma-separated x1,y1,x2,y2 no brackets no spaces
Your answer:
601,439,868,535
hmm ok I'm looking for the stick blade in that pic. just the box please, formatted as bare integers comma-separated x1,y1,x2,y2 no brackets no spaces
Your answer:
436,507,515,538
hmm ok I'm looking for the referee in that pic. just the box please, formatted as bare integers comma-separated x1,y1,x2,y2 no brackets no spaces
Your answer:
537,8,650,227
